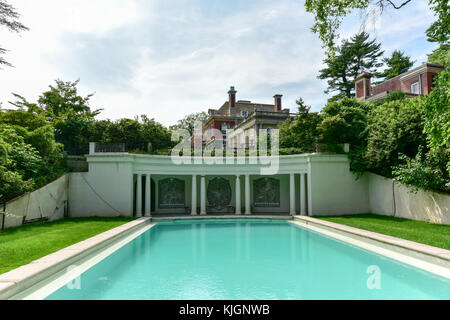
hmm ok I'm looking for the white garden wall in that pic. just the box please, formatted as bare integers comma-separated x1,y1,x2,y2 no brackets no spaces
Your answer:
367,172,450,225
1,174,68,229
2,155,448,227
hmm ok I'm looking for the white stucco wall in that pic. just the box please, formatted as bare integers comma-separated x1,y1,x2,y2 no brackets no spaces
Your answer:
2,174,68,229
68,158,134,217
308,156,370,215
367,172,450,225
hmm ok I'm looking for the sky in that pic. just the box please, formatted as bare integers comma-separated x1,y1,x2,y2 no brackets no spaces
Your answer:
0,0,438,127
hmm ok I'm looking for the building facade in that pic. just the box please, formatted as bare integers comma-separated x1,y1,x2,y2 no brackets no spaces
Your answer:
203,87,293,147
355,63,446,102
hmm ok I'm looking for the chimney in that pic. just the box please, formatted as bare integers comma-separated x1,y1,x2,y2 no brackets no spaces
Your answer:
228,86,237,115
274,94,283,111
355,73,372,100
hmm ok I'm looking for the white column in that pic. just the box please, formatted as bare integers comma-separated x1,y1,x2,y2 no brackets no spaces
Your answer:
290,173,296,216
200,176,206,215
307,171,312,217
235,175,241,215
191,175,197,215
145,174,151,217
136,174,142,217
300,173,306,216
245,174,251,215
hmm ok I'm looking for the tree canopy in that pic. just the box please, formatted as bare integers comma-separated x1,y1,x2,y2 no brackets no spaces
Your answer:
304,0,412,54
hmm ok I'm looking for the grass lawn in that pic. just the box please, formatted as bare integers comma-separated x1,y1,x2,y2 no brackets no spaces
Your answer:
317,214,450,250
0,217,134,275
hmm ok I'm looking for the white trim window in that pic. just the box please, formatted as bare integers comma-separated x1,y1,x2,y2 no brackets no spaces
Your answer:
411,82,420,94
241,109,248,117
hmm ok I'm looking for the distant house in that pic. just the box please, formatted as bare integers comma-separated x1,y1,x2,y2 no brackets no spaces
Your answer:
355,63,446,102
203,87,293,148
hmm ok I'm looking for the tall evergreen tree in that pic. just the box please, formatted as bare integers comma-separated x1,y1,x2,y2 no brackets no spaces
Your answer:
377,50,415,80
318,32,384,98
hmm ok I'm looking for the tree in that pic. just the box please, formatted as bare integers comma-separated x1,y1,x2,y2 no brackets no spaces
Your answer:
318,97,368,148
0,0,28,67
365,98,427,177
0,109,65,201
10,79,101,155
426,0,449,44
170,112,207,136
422,68,449,174
428,44,450,66
318,32,383,98
279,98,321,152
376,50,415,81
304,0,412,54
90,116,174,154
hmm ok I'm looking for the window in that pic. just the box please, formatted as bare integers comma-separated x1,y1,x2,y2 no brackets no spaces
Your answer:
220,123,229,134
431,75,438,88
241,109,248,117
411,82,419,94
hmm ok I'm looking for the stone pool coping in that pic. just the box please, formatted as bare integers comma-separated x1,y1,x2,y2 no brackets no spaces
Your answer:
292,216,450,278
0,217,151,300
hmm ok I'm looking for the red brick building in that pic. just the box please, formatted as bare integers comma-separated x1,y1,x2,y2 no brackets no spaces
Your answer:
355,63,446,102
203,87,291,147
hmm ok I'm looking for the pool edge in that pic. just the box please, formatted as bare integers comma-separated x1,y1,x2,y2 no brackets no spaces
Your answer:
291,216,450,279
0,217,152,300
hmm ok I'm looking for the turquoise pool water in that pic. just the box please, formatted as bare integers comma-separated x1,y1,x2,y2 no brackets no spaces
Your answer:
46,219,450,300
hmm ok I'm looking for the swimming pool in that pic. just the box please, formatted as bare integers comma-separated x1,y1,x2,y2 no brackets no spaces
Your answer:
44,219,449,300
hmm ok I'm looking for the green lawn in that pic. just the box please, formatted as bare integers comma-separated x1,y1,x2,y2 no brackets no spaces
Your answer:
317,214,450,250
0,217,134,275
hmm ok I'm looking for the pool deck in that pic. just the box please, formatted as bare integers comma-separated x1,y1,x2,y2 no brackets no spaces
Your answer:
0,215,449,300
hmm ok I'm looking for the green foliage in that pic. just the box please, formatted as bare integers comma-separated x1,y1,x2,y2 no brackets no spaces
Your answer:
422,68,449,174
8,79,173,156
91,115,174,154
304,0,413,55
0,109,65,201
384,90,406,102
304,0,370,53
376,50,415,80
393,148,449,193
423,69,450,154
318,97,368,147
426,0,449,44
170,112,207,136
427,44,450,66
371,90,406,107
318,32,383,98
365,98,427,177
279,98,321,152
